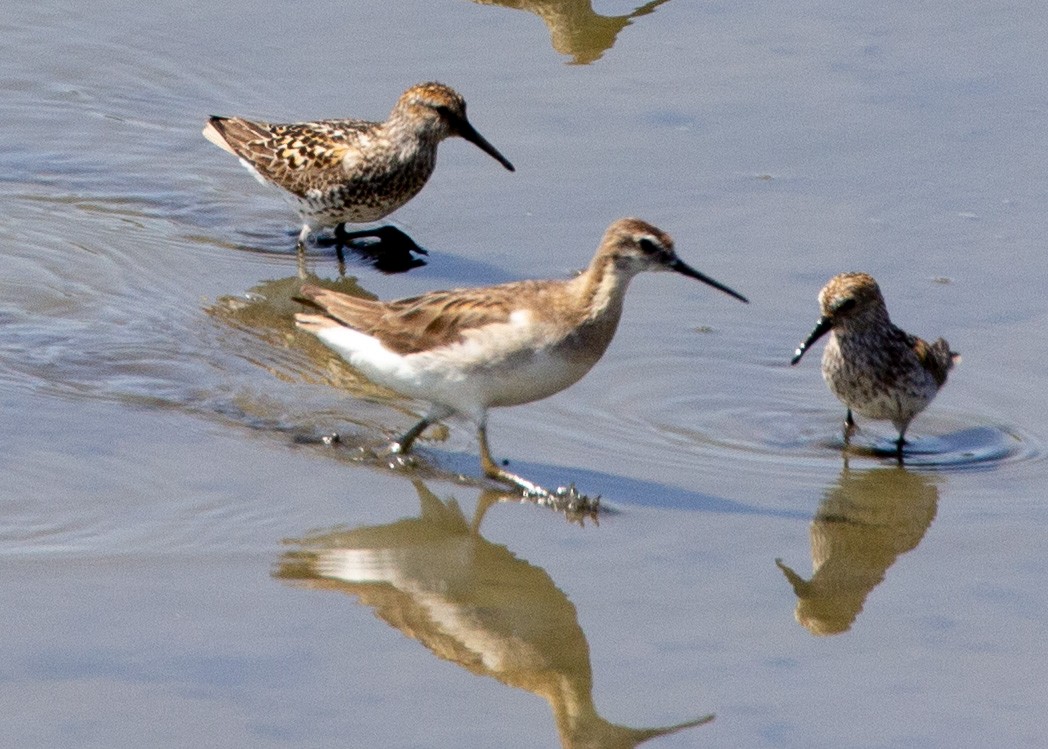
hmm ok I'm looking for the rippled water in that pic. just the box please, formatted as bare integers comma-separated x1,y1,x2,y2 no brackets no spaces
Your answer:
3,1,1048,747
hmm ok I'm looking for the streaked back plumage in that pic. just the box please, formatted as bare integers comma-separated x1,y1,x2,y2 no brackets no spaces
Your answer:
203,82,514,234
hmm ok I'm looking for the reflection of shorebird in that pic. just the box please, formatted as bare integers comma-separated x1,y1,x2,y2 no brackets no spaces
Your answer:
776,465,938,635
295,218,747,499
469,0,672,64
203,82,514,260
205,274,397,401
791,273,959,456
276,481,713,747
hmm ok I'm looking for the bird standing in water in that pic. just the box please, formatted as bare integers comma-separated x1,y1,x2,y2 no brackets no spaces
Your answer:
295,218,747,497
791,272,958,457
203,82,514,263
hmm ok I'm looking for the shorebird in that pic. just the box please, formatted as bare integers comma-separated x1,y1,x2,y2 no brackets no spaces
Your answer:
295,218,747,496
203,82,514,259
791,272,958,456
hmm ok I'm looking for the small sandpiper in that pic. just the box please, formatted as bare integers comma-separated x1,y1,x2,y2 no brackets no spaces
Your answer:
203,82,514,259
791,272,959,456
295,218,748,497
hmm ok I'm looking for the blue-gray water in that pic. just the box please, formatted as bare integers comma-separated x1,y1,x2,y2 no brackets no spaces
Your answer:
2,2,1047,747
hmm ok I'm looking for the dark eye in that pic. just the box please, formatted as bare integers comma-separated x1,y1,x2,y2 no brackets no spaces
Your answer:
433,103,463,122
638,237,661,255
833,298,857,314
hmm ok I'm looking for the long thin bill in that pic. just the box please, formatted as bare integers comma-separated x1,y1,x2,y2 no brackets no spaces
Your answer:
669,258,748,303
791,316,833,365
456,118,515,172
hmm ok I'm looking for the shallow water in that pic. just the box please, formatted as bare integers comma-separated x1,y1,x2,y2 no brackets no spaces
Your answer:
2,1,1048,747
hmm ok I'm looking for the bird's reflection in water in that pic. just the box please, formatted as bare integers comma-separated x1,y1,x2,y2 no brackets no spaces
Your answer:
312,225,428,276
206,273,396,400
776,465,939,636
470,0,672,64
275,481,712,747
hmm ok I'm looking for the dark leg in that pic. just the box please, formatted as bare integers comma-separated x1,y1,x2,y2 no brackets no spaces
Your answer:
391,416,432,455
332,224,348,274
895,426,908,463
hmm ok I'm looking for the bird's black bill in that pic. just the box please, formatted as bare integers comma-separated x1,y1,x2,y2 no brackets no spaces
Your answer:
456,118,515,172
791,316,833,365
669,258,748,303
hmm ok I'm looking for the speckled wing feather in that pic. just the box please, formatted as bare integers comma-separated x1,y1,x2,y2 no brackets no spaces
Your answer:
206,117,371,197
912,336,957,387
296,283,542,356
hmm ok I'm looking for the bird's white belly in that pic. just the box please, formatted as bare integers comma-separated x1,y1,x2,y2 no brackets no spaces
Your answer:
315,314,598,422
405,340,595,417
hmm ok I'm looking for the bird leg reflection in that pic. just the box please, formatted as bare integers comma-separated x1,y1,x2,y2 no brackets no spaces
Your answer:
295,225,311,280
843,408,856,444
894,428,908,464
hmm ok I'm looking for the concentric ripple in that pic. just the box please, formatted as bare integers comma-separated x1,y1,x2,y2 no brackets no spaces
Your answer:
543,349,1044,484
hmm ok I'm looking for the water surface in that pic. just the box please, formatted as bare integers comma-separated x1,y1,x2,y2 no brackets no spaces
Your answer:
2,1,1047,747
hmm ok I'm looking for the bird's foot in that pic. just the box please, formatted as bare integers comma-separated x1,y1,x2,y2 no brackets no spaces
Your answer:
527,482,601,516
489,469,601,520
377,439,420,469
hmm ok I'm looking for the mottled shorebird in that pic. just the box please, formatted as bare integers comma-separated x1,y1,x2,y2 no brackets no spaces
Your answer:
203,82,514,259
791,272,958,456
295,218,747,497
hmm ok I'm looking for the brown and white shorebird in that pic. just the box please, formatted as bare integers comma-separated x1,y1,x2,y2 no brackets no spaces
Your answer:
295,218,748,497
203,82,514,257
791,272,959,456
